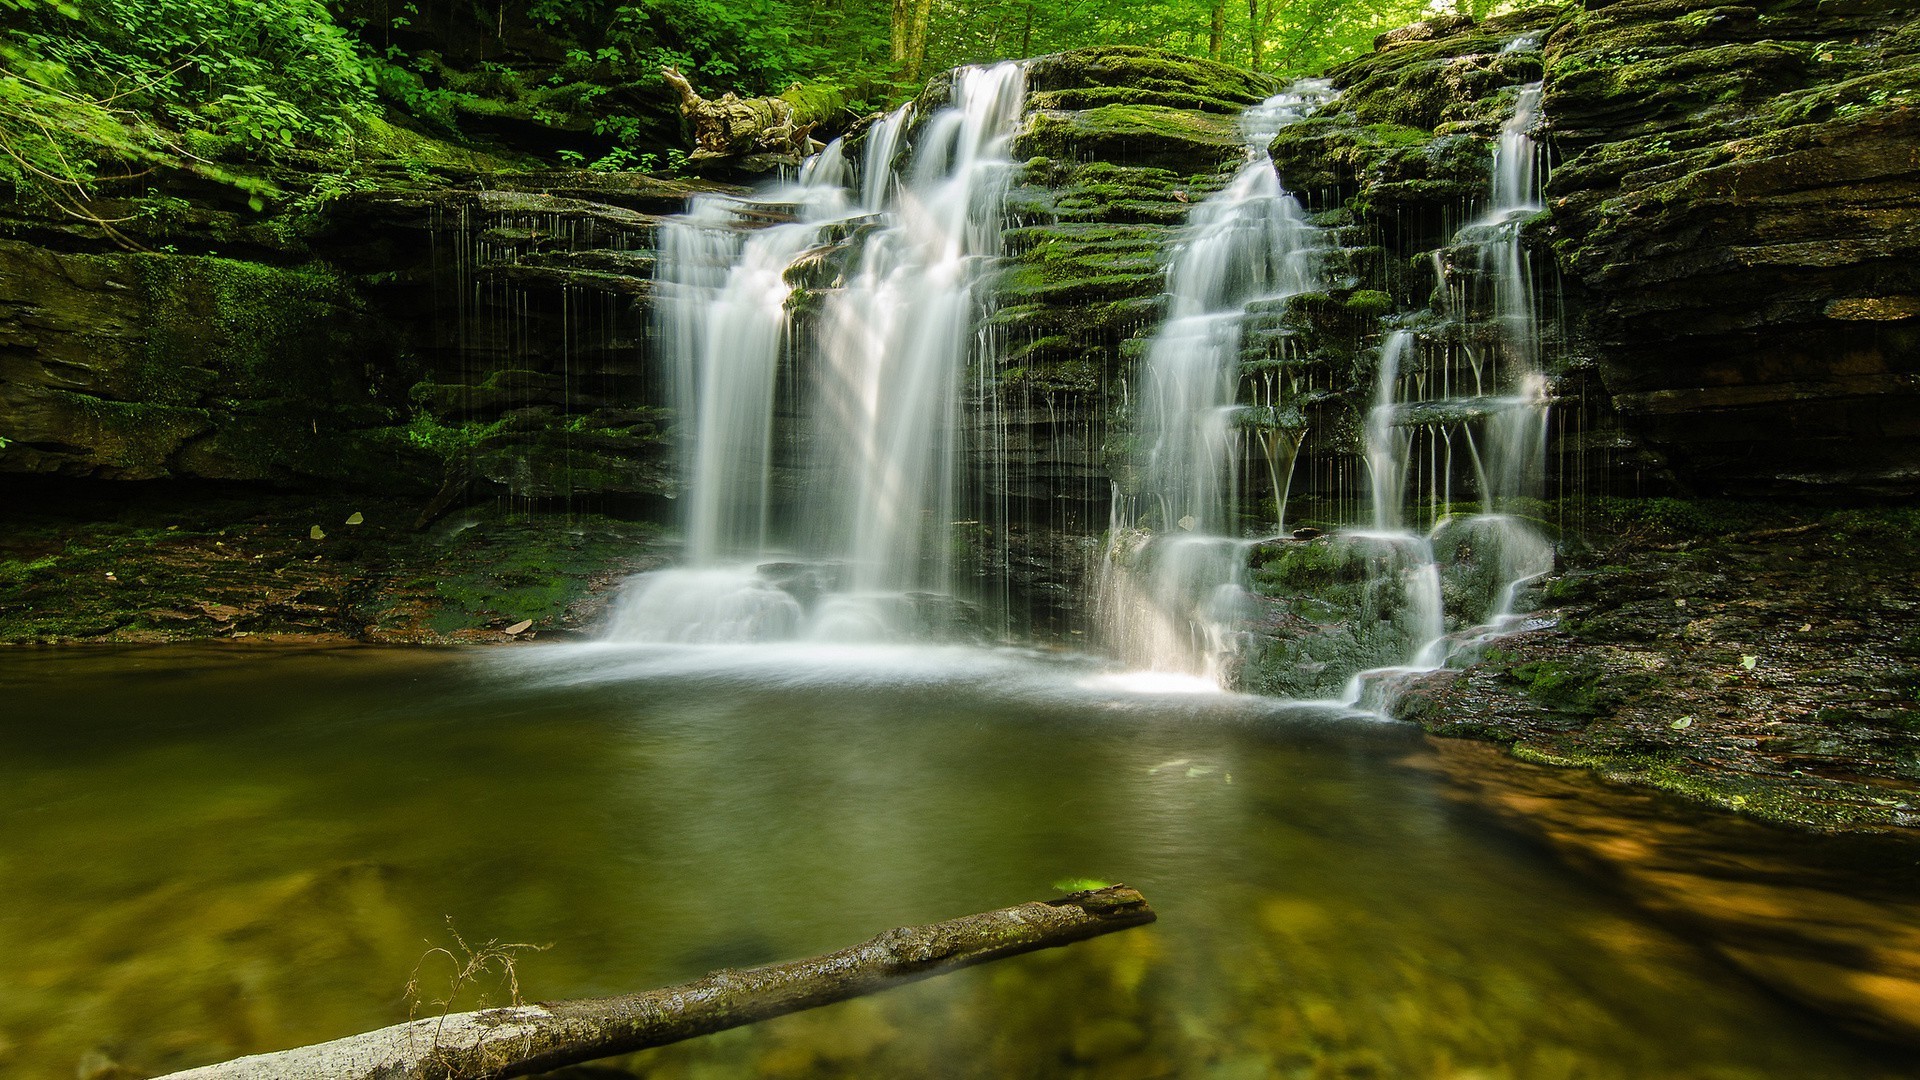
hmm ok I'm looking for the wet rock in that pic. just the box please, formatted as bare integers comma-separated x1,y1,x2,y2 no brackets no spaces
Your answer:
0,242,431,490
1543,0,1920,497
1265,0,1920,498
1397,502,1920,833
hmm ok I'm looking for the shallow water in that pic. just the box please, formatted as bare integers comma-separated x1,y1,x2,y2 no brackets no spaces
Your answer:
0,645,1906,1078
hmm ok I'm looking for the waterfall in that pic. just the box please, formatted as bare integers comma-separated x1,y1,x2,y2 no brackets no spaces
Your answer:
1333,79,1556,705
816,63,1024,606
605,64,1024,643
611,62,1558,699
1365,330,1414,532
1097,80,1333,681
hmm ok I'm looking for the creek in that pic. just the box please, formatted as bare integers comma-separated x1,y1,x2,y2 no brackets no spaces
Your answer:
5,40,1915,1080
1,644,1909,1078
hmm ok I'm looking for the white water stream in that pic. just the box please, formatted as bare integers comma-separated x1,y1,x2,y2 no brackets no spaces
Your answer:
608,64,1024,643
1335,79,1556,707
612,60,1556,706
1096,81,1334,682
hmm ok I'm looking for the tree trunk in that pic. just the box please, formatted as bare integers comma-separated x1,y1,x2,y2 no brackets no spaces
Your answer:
153,886,1156,1080
1209,0,1227,60
890,0,910,66
1248,0,1263,69
907,0,934,81
661,68,847,168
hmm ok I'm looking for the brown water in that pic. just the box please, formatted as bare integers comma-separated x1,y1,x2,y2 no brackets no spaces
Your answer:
0,644,1907,1079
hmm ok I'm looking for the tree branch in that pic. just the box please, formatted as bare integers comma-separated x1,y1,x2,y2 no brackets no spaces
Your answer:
153,885,1156,1080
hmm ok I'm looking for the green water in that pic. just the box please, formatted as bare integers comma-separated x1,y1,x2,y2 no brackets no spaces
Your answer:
0,644,1904,1079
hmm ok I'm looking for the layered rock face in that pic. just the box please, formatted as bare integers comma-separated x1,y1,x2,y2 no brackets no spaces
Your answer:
5,5,1914,523
1275,0,1920,498
0,171,708,508
1544,0,1920,496
0,240,429,490
316,175,705,514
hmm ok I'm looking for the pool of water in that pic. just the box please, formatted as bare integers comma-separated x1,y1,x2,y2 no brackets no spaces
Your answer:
0,644,1905,1079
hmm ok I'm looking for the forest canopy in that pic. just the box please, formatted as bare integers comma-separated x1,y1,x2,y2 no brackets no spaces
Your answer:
0,0,1536,217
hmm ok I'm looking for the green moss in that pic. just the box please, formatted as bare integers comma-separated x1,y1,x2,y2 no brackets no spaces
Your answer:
399,414,510,462
1016,104,1244,171
1584,497,1769,539
134,254,367,402
0,556,59,584
1506,658,1614,717
1023,45,1281,110
1344,289,1393,318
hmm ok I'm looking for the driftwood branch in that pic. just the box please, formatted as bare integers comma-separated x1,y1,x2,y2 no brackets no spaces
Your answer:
155,886,1155,1080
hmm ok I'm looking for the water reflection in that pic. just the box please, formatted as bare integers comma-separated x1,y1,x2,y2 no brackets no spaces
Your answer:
0,646,1906,1078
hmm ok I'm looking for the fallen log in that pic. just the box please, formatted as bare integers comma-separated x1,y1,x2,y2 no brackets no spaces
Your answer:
662,68,849,169
155,885,1155,1080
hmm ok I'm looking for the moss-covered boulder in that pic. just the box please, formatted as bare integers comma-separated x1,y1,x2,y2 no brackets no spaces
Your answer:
1016,104,1247,171
1024,45,1282,112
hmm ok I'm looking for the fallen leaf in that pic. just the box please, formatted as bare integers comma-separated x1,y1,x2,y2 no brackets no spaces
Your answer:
345,512,365,526
1671,716,1693,730
504,619,534,635
309,526,326,540
1740,654,1759,670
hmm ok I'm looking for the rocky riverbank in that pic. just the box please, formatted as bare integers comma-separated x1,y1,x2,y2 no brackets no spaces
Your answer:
1396,502,1920,833
0,483,664,644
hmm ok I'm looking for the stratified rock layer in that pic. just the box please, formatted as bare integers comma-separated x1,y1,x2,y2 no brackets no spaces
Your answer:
1544,0,1920,496
1275,0,1920,497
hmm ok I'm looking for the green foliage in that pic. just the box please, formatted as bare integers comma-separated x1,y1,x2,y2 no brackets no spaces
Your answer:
12,0,374,149
0,0,381,222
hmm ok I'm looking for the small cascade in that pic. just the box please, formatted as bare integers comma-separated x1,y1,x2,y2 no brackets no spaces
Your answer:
1329,79,1557,706
658,180,850,562
1365,330,1415,532
1098,81,1334,681
606,64,1025,643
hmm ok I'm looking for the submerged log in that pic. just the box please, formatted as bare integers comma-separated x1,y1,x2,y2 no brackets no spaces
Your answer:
662,68,848,169
155,886,1155,1080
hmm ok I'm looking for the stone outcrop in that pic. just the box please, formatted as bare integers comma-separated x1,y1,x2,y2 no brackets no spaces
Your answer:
0,241,431,490
1271,0,1920,498
0,170,719,508
1544,0,1920,496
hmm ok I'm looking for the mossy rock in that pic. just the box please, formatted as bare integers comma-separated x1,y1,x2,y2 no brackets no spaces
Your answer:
1023,45,1282,109
1017,105,1247,172
1271,118,1489,205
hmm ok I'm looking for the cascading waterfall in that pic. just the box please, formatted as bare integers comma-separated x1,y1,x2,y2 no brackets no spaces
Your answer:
1097,81,1333,682
1335,79,1557,705
605,64,1024,643
816,65,1024,610
609,58,1559,703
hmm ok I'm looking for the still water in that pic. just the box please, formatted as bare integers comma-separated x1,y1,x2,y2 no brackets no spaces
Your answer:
0,645,1904,1078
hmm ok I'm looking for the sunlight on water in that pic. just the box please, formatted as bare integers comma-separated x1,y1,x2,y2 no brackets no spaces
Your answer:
0,646,1906,1080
